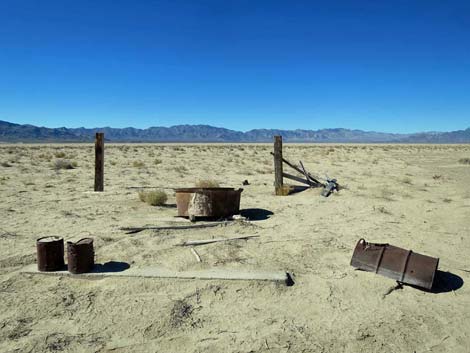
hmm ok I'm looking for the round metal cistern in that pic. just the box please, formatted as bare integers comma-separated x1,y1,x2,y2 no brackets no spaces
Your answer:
175,187,243,219
36,236,65,272
67,238,94,274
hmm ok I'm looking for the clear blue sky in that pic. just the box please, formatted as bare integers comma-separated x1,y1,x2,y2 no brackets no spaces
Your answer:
0,0,469,133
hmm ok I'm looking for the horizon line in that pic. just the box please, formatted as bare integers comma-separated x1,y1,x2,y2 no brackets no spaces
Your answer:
2,119,468,135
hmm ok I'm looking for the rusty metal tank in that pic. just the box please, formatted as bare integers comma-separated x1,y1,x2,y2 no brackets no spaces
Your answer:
36,236,65,271
350,238,439,290
67,238,94,274
175,187,243,219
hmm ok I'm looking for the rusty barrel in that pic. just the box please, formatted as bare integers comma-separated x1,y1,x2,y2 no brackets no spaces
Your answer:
37,236,65,271
67,238,94,274
350,238,439,290
175,187,243,219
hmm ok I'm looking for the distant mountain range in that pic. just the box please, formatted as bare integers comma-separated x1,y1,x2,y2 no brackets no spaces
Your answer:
1,119,469,143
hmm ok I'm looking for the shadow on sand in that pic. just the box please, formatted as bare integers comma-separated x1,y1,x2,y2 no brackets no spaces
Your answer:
429,270,464,293
91,261,130,273
240,208,274,221
161,203,177,208
405,270,464,294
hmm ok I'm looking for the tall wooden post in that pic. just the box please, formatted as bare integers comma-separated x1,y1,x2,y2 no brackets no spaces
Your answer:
273,135,283,195
94,133,104,192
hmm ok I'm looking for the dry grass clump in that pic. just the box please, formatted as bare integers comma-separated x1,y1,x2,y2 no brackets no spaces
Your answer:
133,161,145,168
1,161,12,167
402,177,413,185
380,188,394,201
38,153,52,160
255,168,273,174
374,205,392,215
174,166,188,173
138,190,167,206
458,158,470,165
53,159,77,170
277,184,293,196
195,179,220,188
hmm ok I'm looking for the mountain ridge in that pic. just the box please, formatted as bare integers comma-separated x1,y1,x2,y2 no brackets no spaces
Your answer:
1,120,469,143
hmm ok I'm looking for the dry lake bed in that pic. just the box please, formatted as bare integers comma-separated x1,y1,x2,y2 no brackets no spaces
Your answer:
1,143,470,353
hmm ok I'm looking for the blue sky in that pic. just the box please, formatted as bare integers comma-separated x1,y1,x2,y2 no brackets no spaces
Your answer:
0,0,469,133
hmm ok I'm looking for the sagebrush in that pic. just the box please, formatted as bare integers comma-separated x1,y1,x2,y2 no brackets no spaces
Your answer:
138,190,167,206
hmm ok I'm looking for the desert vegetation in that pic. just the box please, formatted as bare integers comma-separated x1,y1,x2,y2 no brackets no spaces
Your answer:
195,179,220,188
138,189,168,206
459,157,470,165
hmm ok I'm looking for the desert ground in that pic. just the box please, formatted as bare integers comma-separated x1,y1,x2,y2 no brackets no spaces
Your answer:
1,143,470,353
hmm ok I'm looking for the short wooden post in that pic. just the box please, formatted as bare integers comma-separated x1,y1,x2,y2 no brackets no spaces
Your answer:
273,135,284,195
94,133,104,192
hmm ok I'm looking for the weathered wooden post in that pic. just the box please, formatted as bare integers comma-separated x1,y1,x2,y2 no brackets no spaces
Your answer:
94,132,104,192
273,135,284,195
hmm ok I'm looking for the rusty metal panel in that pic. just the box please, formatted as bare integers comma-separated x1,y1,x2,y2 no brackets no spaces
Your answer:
67,238,94,274
36,236,65,272
175,187,243,219
350,238,439,290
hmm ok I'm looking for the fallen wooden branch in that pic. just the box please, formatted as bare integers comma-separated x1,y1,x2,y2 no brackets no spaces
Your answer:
270,152,323,186
179,235,259,246
299,161,314,186
190,247,201,262
120,221,230,234
20,264,294,286
282,172,311,186
126,186,177,190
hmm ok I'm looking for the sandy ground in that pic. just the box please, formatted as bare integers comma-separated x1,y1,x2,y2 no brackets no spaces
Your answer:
1,143,469,353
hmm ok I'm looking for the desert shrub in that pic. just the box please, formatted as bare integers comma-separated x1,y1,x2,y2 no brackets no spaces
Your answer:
53,159,77,170
255,168,272,174
195,179,220,188
1,161,12,167
133,161,145,168
54,151,66,158
374,206,392,214
174,166,188,173
402,177,413,185
38,153,52,161
459,158,470,165
138,190,167,206
380,189,394,201
262,159,271,165
154,159,162,165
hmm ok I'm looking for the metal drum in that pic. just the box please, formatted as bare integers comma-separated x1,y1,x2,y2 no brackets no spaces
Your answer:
175,187,243,219
350,238,439,290
36,236,65,271
67,238,94,274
